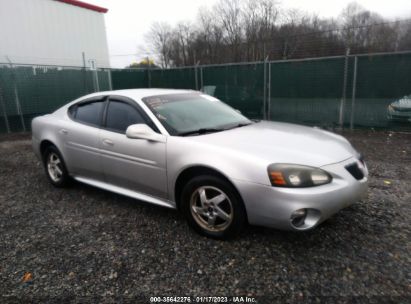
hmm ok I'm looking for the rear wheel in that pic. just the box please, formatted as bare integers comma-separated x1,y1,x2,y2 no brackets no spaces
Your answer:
43,146,70,187
181,175,246,239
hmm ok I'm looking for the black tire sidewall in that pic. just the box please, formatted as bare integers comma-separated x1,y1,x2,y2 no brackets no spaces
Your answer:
181,175,246,239
42,146,70,187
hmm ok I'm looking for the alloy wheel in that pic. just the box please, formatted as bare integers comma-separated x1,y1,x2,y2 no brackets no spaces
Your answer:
47,152,63,182
190,186,233,232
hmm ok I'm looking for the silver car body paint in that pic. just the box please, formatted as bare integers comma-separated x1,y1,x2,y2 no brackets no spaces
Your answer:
32,89,368,231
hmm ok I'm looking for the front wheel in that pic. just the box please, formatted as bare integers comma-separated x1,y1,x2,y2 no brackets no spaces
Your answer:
181,175,246,239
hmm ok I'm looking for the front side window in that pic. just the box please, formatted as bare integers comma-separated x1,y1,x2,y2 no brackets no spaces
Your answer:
142,93,251,135
105,100,146,133
74,101,105,127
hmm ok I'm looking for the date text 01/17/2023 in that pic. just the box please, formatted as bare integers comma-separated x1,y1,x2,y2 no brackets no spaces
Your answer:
149,296,257,303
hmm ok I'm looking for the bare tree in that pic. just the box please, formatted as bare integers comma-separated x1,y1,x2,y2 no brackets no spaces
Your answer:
243,0,280,61
276,9,312,59
145,22,172,68
215,0,243,61
197,6,225,64
398,22,411,51
144,0,411,67
168,22,195,66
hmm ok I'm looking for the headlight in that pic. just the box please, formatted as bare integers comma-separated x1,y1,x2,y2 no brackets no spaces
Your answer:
267,164,332,187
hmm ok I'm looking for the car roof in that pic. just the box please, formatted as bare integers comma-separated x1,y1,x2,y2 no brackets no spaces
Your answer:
84,88,196,101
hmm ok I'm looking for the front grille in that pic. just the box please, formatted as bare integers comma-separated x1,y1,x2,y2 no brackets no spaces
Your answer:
392,106,411,112
345,162,364,180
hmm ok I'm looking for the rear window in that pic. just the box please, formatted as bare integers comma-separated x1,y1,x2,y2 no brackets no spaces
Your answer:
74,101,105,127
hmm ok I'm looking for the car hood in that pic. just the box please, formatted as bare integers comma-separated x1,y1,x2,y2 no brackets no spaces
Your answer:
391,96,411,109
188,121,356,167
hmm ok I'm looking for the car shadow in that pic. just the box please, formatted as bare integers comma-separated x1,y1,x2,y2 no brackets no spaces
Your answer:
70,178,182,218
65,180,374,250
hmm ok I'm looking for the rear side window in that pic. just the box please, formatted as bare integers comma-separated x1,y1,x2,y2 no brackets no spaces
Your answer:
74,101,105,127
105,100,146,133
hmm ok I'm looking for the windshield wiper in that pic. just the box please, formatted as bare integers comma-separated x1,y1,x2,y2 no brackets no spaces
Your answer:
179,122,253,136
179,128,225,136
223,122,253,131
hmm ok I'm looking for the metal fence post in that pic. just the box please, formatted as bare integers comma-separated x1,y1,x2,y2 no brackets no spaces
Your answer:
263,57,268,120
147,57,151,88
6,57,26,132
350,56,358,130
200,66,203,92
82,52,87,93
93,70,100,92
194,63,198,91
107,69,113,91
267,62,271,120
14,85,26,131
0,87,10,133
338,48,350,128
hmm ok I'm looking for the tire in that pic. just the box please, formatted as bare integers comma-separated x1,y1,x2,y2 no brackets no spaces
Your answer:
42,145,70,187
181,175,246,239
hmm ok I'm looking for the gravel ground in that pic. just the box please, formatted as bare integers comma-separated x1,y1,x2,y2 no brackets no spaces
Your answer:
0,131,410,303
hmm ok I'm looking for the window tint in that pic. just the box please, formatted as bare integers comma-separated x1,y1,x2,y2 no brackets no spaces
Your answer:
75,101,104,126
106,100,146,133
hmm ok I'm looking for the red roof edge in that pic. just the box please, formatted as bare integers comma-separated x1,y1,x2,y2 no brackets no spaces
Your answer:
56,0,108,13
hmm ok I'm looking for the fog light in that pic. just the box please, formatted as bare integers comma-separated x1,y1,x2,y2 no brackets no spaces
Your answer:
291,209,307,228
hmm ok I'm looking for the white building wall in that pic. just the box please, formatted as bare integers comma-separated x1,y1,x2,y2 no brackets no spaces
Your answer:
0,0,110,67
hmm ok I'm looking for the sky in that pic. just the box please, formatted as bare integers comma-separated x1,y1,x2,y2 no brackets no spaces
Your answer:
87,0,411,68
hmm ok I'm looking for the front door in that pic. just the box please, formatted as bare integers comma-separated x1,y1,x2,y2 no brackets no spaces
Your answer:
99,97,167,199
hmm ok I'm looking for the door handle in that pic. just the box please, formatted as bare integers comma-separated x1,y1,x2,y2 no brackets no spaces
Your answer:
59,129,68,135
103,139,114,146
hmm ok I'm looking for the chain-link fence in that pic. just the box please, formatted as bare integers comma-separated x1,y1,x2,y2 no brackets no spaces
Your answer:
1,51,411,134
110,68,146,90
201,63,265,119
267,52,411,129
0,63,112,133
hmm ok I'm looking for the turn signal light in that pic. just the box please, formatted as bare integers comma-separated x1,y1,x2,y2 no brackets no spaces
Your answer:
269,171,287,186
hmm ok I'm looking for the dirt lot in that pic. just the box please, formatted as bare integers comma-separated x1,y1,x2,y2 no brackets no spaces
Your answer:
0,131,410,303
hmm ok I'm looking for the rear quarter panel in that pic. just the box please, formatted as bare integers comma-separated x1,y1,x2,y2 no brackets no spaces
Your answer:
31,113,68,164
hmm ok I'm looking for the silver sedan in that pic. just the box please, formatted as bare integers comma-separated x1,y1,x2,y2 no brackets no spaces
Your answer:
32,89,368,239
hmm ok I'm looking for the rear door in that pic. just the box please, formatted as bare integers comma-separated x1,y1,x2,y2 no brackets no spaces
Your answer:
99,96,168,199
64,96,106,181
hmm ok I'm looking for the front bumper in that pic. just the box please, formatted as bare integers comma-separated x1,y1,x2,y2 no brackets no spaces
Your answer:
387,110,411,122
233,157,368,231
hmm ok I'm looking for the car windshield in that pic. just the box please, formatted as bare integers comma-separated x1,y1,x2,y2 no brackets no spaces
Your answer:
142,93,252,136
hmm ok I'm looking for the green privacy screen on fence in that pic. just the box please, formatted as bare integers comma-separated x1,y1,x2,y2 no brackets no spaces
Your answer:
201,63,265,119
150,67,197,90
0,65,111,133
110,68,147,89
269,57,346,127
268,53,411,129
353,53,411,128
0,52,410,134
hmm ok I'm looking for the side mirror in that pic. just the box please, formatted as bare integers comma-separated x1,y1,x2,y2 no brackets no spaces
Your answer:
126,124,166,143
